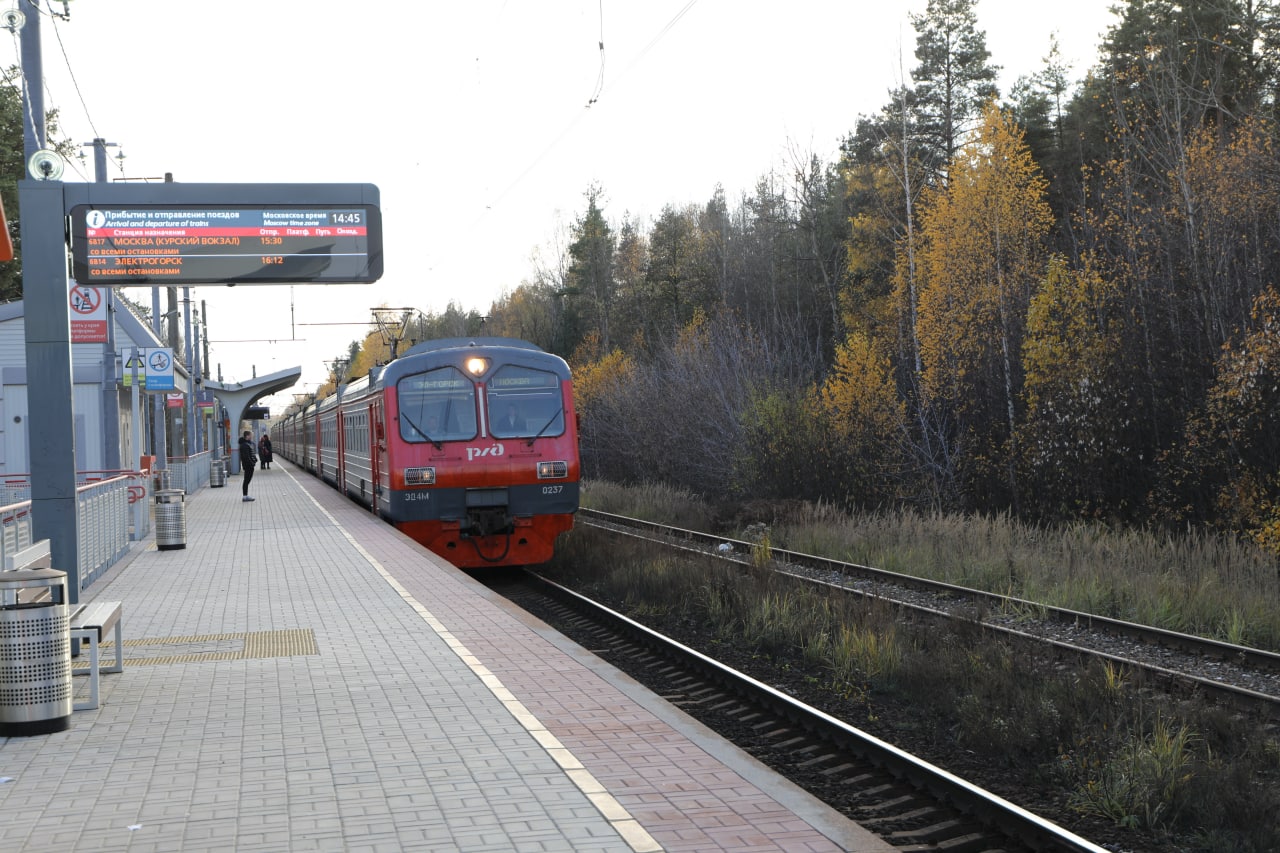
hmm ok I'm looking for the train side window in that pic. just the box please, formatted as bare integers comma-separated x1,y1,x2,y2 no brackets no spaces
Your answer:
397,367,478,443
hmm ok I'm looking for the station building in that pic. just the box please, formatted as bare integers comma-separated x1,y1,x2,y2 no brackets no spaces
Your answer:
0,294,195,477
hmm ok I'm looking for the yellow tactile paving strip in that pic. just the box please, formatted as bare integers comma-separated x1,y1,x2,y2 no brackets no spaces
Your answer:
70,628,318,667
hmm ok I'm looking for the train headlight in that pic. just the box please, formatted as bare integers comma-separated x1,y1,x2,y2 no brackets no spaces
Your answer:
537,460,568,479
465,357,489,376
404,466,436,486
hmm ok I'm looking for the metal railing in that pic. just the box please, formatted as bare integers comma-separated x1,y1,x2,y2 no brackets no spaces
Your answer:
164,450,212,493
0,501,33,560
76,477,132,588
0,476,130,593
0,450,215,593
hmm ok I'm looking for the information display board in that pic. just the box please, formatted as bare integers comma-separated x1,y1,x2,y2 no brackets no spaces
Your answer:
69,204,382,285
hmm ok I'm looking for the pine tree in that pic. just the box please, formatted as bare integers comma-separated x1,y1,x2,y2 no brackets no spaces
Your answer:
910,0,1000,180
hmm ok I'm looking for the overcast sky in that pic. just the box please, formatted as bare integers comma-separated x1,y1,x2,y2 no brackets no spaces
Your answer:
17,0,1120,412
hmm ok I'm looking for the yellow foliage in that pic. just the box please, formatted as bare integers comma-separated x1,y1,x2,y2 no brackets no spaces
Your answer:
1182,117,1278,238
1253,508,1280,556
1023,256,1123,413
573,348,636,417
347,328,386,379
1197,288,1280,543
819,332,905,444
915,101,1053,417
570,331,604,367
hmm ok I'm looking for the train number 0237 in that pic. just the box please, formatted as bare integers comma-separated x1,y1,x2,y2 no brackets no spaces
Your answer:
541,485,563,495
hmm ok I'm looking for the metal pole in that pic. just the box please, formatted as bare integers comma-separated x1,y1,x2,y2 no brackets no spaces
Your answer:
166,286,179,456
183,287,194,456
18,0,80,599
90,139,121,470
18,0,43,156
191,303,203,453
151,288,166,470
130,347,140,472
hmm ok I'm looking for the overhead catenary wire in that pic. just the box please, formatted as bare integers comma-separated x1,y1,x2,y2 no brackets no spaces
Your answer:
46,12,120,177
476,0,699,223
586,0,604,106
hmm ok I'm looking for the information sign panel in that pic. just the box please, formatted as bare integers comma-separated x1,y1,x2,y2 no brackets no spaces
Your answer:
69,283,107,343
144,347,175,392
122,352,146,388
68,204,382,285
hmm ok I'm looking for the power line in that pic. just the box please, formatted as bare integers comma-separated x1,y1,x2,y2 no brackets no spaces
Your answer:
586,0,605,106
476,0,700,223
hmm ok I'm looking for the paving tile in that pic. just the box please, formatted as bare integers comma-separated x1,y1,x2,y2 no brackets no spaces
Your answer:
0,464,890,852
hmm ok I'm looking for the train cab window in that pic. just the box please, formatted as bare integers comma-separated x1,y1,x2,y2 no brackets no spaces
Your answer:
487,365,564,439
397,367,477,443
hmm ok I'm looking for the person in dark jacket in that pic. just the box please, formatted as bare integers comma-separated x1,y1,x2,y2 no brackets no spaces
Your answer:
239,430,257,502
258,434,273,469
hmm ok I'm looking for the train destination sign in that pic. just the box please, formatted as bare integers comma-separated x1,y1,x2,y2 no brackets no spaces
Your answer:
69,204,383,285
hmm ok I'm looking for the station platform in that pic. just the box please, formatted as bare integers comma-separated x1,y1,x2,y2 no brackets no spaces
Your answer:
0,461,892,852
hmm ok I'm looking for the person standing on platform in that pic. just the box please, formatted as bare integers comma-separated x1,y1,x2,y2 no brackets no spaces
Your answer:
259,433,273,469
239,430,257,502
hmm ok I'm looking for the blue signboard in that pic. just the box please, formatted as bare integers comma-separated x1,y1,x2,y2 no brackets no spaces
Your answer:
144,347,175,392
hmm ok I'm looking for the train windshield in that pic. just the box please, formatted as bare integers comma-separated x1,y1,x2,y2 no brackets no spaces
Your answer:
486,365,564,439
396,367,478,443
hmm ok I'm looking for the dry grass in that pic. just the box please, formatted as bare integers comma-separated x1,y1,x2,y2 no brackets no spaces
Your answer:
566,480,1280,849
581,480,1280,650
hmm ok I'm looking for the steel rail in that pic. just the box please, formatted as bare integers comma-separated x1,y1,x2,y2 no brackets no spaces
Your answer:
523,571,1111,853
578,508,1280,713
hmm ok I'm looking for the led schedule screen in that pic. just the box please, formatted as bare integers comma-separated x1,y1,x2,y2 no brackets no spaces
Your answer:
70,204,383,285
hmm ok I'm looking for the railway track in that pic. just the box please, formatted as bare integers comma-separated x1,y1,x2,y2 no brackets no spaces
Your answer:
579,508,1280,716
486,570,1109,853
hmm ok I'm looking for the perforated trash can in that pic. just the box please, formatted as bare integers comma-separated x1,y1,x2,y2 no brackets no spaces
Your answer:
155,489,187,551
0,568,71,736
210,458,226,488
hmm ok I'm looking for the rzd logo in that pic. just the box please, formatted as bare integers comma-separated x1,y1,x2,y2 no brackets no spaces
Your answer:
466,443,505,461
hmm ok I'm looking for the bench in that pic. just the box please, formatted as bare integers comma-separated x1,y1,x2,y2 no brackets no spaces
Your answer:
2,540,52,604
3,539,124,710
69,600,123,711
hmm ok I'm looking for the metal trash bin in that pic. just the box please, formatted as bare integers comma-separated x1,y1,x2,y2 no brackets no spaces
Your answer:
209,458,226,488
155,489,187,551
0,568,71,736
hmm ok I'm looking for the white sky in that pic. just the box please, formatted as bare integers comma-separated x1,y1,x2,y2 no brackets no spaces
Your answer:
18,0,1120,414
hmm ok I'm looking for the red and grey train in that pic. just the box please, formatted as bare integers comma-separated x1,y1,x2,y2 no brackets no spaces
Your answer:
275,337,580,568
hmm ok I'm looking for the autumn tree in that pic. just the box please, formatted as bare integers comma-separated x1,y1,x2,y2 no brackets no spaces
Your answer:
814,331,908,505
572,307,823,498
1161,288,1280,549
485,282,559,350
1019,257,1141,518
916,101,1052,509
572,346,638,482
